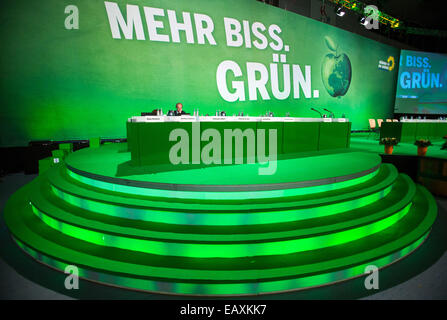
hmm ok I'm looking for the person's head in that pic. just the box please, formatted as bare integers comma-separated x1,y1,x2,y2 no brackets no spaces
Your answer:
176,103,183,113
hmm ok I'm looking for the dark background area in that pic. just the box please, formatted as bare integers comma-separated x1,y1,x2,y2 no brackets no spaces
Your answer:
259,0,447,53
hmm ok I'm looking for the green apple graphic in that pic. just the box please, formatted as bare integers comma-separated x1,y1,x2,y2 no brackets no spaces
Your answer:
321,36,352,97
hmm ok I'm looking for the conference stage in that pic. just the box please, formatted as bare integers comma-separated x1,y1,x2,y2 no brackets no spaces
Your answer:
3,116,438,296
1,0,447,300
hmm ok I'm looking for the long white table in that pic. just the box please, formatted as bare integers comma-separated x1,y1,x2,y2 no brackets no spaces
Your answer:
126,116,352,166
128,116,349,123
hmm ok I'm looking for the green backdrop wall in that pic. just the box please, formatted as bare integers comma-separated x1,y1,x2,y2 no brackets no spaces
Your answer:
0,0,399,147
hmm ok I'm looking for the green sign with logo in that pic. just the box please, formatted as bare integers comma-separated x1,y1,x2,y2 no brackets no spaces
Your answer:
0,0,399,146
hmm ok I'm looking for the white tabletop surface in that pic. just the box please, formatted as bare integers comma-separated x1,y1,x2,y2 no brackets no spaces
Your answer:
128,116,349,123
400,119,447,123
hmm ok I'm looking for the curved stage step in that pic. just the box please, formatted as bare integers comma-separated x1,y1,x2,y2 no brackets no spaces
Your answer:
47,164,398,225
30,174,414,243
3,144,438,296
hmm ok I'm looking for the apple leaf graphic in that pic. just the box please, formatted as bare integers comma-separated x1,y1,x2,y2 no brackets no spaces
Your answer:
324,36,338,52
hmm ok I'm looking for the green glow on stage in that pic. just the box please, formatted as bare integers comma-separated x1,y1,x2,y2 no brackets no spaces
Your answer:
3,141,437,296
50,184,391,226
66,167,379,200
30,202,411,258
14,231,428,295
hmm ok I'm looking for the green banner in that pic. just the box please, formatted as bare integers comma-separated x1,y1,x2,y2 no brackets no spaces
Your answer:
395,49,447,115
0,0,399,146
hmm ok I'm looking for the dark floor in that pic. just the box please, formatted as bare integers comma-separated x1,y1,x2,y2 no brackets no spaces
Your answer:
1,173,446,300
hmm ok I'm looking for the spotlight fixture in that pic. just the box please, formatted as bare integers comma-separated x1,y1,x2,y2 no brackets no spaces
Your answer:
328,0,402,31
390,20,400,28
359,16,368,26
335,6,346,17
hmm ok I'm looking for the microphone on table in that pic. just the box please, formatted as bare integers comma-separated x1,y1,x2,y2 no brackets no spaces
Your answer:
323,108,335,118
310,107,322,118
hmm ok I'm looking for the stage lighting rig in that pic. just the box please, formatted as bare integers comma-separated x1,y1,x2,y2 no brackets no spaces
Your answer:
359,16,368,26
335,6,346,17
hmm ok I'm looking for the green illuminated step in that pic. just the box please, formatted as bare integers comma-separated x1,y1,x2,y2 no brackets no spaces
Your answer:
4,175,438,272
45,164,398,226
56,163,391,206
31,173,415,238
65,144,382,188
15,231,429,295
29,174,416,255
67,165,380,200
5,178,436,283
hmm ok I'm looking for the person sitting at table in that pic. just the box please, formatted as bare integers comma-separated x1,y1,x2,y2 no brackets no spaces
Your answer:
173,102,189,116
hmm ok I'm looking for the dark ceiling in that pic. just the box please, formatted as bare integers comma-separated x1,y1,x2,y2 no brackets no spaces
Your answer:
260,0,447,52
372,0,447,30
343,0,447,52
